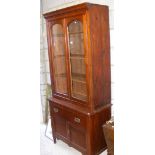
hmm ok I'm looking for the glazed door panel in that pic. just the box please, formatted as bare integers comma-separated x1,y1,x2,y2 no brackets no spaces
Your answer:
51,21,68,95
66,16,88,102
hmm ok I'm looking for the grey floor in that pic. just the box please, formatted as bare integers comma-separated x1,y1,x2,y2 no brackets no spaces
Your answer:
40,124,107,155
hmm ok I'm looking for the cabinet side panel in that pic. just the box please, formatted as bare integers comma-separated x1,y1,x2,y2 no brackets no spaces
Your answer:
88,5,111,108
92,106,111,154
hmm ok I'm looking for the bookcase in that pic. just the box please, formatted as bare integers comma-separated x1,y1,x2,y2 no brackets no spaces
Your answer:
44,3,111,155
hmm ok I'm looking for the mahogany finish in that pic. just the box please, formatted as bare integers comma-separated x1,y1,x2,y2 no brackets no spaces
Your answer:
44,3,111,155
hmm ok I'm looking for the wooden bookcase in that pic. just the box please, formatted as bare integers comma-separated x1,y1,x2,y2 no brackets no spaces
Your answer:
44,3,111,155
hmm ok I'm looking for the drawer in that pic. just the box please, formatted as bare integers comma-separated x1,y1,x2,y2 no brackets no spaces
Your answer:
51,105,64,117
65,111,86,128
51,105,87,128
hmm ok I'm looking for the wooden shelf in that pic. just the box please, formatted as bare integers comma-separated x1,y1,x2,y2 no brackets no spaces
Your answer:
54,55,65,58
70,56,85,59
72,92,87,101
55,73,66,77
69,32,83,35
52,34,64,37
70,48,84,52
70,53,84,57
72,73,86,79
72,79,86,84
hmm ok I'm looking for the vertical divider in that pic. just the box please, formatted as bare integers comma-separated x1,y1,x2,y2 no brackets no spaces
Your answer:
63,18,72,98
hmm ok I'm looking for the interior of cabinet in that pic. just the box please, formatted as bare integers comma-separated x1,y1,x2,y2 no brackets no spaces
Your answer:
52,24,68,94
68,20,87,101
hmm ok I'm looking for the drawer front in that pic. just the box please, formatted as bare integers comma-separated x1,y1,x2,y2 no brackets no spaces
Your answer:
52,105,87,128
66,112,86,128
51,105,63,116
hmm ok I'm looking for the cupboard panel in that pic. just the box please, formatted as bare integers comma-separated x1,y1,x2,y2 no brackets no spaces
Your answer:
54,115,67,138
68,122,86,151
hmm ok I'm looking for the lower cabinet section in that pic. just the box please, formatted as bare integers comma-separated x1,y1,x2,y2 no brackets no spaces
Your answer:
52,105,87,154
54,116,87,153
50,100,111,155
51,104,87,154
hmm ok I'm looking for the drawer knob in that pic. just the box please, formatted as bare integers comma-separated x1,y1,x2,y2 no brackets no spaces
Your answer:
53,108,59,113
74,117,80,123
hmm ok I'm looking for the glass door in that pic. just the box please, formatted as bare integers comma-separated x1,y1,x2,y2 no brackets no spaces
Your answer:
67,19,88,102
51,22,68,95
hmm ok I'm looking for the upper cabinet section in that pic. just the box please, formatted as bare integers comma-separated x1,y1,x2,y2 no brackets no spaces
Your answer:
44,3,111,109
51,22,68,95
46,9,89,103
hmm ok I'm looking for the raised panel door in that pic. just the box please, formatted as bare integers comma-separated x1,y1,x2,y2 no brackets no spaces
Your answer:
68,122,86,153
54,115,67,138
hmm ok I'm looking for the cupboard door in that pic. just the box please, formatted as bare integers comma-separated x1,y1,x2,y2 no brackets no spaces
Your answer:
67,18,88,102
51,23,68,95
54,115,67,138
68,122,86,153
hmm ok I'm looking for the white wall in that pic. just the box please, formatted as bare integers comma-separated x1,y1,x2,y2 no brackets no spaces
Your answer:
40,0,51,123
40,0,114,122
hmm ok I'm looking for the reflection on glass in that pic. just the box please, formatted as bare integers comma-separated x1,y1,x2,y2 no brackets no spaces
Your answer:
68,20,87,101
52,24,67,94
